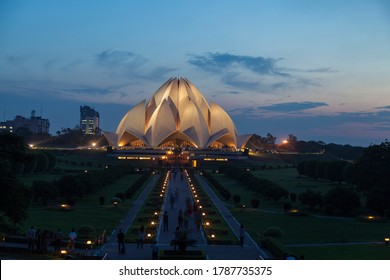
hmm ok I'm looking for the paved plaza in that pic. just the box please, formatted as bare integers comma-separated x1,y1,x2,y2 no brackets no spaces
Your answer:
100,169,271,260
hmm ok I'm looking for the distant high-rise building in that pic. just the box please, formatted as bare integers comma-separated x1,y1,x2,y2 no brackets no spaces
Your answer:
2,110,50,134
80,106,100,134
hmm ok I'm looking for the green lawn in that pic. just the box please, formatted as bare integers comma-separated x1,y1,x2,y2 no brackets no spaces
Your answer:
204,169,390,259
21,173,145,238
252,168,340,195
232,208,390,245
19,174,64,187
291,244,390,260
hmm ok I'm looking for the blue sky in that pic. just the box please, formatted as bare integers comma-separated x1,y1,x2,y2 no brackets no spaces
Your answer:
1,0,389,146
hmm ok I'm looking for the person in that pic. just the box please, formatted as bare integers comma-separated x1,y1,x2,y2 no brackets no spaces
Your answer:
66,229,77,253
195,210,201,230
53,229,63,254
175,188,179,203
150,241,159,260
183,210,189,229
35,229,41,252
136,225,146,249
177,209,183,228
117,229,125,254
40,230,51,254
239,224,245,247
169,193,175,209
173,227,180,251
26,226,36,253
163,211,169,232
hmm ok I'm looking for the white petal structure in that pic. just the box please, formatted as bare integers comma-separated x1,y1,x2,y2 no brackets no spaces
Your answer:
104,77,244,149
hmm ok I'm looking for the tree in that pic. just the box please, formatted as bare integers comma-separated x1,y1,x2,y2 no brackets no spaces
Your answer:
250,198,260,208
0,134,31,226
33,152,49,173
365,186,390,216
57,175,86,202
264,183,288,203
170,229,198,253
289,192,297,202
325,160,349,184
0,167,30,226
298,189,323,209
315,161,328,180
323,187,360,215
305,160,319,179
296,161,307,176
232,194,241,204
31,180,59,205
354,141,390,192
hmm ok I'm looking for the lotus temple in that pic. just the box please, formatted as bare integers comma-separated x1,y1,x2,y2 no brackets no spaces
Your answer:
103,77,252,150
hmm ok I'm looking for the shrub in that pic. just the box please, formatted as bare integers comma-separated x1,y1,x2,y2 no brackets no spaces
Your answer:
250,198,260,208
115,192,126,201
263,227,284,239
283,202,292,212
232,194,241,204
289,192,297,202
262,237,295,260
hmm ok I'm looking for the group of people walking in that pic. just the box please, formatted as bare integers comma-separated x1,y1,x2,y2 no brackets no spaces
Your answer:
26,226,79,254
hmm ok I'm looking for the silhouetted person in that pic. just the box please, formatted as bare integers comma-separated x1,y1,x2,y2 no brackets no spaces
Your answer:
163,211,169,232
137,225,146,249
117,229,125,254
151,241,159,260
239,224,245,247
66,229,77,253
26,226,36,253
53,229,63,254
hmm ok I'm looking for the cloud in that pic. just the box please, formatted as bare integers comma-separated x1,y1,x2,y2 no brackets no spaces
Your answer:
188,52,288,76
187,52,334,92
148,66,179,80
282,67,337,73
375,105,390,110
96,49,147,70
257,102,329,112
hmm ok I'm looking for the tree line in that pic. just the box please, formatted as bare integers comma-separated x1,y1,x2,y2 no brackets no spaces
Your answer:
296,141,390,216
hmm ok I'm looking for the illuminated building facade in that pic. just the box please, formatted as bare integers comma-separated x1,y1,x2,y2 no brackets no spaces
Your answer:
80,106,100,134
104,77,251,149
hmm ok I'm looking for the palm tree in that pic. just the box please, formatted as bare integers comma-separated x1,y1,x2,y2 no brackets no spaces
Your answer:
170,229,197,253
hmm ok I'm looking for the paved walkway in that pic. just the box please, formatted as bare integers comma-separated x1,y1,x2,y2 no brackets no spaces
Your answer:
99,169,269,260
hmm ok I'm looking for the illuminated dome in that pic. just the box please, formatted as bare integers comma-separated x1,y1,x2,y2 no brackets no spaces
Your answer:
104,77,243,149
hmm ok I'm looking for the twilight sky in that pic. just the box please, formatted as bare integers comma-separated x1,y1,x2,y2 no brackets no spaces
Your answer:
1,0,389,146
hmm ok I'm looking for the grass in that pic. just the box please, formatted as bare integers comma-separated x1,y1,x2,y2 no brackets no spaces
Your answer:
232,208,390,245
191,177,237,244
204,168,390,259
19,174,64,187
291,244,390,260
21,173,145,238
125,173,164,243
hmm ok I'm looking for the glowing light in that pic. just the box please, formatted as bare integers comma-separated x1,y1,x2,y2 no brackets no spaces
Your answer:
60,250,67,255
86,240,92,245
147,233,152,238
211,234,215,239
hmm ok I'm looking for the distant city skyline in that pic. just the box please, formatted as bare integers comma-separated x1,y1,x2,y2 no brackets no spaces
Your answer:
1,0,389,146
